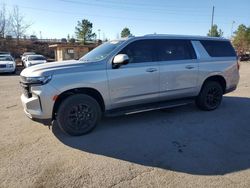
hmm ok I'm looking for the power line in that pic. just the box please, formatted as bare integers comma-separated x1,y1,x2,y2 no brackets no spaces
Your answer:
59,0,209,10
58,0,212,15
5,4,232,25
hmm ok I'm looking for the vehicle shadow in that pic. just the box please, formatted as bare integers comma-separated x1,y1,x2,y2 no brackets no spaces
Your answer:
52,96,250,175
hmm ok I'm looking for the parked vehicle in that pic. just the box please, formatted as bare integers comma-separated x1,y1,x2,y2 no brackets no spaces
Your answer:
239,54,250,61
21,52,36,65
30,35,38,41
0,54,16,73
0,52,11,55
20,34,240,136
24,55,47,68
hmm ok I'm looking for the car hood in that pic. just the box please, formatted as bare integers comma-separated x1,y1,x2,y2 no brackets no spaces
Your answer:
20,60,104,77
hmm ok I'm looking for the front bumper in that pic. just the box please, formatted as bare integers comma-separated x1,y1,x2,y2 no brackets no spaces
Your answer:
20,83,59,125
23,106,51,125
0,67,15,73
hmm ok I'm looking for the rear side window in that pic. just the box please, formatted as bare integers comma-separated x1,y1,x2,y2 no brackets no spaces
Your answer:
119,40,155,63
156,39,196,61
200,40,236,57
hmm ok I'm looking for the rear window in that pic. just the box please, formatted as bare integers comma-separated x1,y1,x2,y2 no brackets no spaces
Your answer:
28,56,45,61
156,39,197,61
200,40,236,57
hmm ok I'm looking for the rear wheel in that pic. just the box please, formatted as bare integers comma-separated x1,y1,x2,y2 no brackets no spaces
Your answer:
196,81,223,111
57,94,102,136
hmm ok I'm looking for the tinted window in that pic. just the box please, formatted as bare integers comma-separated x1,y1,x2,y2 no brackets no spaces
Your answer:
28,56,45,61
0,56,13,61
200,40,236,57
156,40,196,61
119,40,155,63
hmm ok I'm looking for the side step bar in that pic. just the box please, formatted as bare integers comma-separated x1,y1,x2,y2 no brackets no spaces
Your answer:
105,98,194,117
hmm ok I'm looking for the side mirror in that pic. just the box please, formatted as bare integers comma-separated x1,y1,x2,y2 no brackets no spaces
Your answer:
113,54,129,68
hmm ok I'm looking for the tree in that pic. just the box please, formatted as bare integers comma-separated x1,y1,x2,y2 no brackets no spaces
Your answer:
69,37,76,44
0,3,7,38
207,24,223,37
75,19,96,44
232,24,250,54
9,6,31,41
121,27,131,38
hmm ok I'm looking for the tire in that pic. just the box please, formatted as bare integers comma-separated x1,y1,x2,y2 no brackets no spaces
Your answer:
196,81,223,111
57,94,102,136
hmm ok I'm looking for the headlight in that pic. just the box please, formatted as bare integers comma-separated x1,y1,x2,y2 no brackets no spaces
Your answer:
21,75,52,85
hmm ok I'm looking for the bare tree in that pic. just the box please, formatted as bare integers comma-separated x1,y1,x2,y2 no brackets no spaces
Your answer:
0,3,7,38
9,6,31,41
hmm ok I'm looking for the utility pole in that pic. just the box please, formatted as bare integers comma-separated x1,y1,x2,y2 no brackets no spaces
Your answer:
231,21,235,38
211,6,215,36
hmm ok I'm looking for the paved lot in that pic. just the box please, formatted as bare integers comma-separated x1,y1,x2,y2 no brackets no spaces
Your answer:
0,63,250,188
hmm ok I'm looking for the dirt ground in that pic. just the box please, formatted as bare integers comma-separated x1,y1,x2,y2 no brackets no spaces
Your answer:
0,63,250,188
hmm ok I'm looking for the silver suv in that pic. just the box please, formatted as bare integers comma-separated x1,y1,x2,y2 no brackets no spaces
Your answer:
20,35,240,136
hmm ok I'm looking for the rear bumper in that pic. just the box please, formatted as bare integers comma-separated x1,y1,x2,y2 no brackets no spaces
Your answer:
225,85,237,94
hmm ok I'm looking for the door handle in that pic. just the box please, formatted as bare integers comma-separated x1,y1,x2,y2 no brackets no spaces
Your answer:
185,65,195,69
146,68,157,72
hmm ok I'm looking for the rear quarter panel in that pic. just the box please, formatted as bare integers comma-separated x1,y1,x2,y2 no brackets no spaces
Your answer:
191,40,239,94
198,57,239,92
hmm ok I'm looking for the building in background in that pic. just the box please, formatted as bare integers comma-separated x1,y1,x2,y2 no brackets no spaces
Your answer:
49,43,99,61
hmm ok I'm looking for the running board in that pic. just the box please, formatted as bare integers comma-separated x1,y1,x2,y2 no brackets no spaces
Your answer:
105,98,194,117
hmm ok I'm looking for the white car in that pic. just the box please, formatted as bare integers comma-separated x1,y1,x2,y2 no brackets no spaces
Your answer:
24,55,47,68
0,55,16,73
21,52,36,63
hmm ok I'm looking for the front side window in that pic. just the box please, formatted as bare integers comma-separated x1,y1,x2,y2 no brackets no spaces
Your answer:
156,39,196,61
119,40,155,63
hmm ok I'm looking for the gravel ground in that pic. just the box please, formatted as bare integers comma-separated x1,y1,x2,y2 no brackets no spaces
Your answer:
0,63,250,188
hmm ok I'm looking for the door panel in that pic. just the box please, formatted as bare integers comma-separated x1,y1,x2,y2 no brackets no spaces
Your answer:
159,59,198,99
156,39,199,99
107,62,159,108
107,39,160,109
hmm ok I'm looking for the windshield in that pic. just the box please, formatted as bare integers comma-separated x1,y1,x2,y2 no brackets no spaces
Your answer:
80,40,124,62
28,56,45,61
0,56,13,61
23,52,35,56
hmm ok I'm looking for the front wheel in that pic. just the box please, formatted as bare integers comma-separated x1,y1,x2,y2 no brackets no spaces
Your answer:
196,81,223,111
57,94,102,136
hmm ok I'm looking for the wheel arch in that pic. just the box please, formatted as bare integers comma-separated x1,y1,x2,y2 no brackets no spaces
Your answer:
52,87,105,120
201,75,227,94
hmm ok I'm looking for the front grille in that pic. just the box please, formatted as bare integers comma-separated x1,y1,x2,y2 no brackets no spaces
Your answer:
20,82,32,98
0,64,6,68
